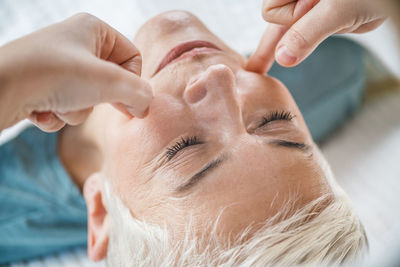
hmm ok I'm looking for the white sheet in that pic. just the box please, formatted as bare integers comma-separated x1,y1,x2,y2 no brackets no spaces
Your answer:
321,82,400,267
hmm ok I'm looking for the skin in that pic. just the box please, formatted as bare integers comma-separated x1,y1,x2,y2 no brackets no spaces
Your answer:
377,0,400,29
0,13,152,133
246,0,386,72
0,3,393,262
62,11,333,261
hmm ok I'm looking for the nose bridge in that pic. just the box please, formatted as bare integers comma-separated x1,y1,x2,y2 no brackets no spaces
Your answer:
184,64,243,133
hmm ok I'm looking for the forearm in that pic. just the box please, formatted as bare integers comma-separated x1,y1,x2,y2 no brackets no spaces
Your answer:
0,46,29,132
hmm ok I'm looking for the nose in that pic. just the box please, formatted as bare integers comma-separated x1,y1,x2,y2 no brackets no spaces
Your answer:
184,64,243,133
184,64,237,103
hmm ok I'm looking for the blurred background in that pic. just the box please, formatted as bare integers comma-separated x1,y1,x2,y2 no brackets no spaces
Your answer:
0,0,399,266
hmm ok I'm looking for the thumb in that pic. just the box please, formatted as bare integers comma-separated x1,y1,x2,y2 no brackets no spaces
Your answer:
94,59,153,118
275,1,343,67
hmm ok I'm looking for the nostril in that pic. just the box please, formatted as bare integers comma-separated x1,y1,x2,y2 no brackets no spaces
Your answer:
184,80,207,104
184,64,235,104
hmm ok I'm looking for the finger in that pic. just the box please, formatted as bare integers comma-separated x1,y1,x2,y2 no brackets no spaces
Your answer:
60,14,150,118
96,17,142,75
55,107,93,126
92,59,153,118
112,103,133,118
54,56,152,118
29,111,66,132
275,1,343,67
262,0,319,26
111,103,150,119
246,24,288,74
67,13,143,75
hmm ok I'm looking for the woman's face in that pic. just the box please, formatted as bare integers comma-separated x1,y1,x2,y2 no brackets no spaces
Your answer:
100,11,331,237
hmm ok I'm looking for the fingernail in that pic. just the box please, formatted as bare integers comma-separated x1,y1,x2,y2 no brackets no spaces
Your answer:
276,45,297,66
126,106,138,117
35,112,53,123
141,106,150,117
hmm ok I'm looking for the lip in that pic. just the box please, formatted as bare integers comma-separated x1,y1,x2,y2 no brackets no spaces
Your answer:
153,40,221,76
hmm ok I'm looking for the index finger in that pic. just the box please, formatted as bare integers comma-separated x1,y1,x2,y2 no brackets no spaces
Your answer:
245,24,288,74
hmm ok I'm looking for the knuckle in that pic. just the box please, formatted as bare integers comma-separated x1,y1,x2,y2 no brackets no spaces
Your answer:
286,27,310,52
71,12,101,31
121,55,142,76
262,0,277,22
72,12,97,23
262,0,294,25
262,5,279,23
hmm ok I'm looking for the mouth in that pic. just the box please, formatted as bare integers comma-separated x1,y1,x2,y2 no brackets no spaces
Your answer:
153,40,221,76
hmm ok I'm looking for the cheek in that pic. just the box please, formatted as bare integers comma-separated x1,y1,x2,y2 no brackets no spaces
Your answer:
104,97,191,219
108,96,185,168
106,139,165,221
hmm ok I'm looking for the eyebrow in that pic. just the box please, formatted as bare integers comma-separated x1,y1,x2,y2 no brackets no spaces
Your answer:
176,155,226,193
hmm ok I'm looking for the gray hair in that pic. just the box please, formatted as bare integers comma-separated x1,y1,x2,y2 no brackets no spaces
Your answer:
104,149,367,267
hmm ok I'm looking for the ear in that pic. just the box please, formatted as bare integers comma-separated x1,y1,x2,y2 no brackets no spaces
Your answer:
83,173,109,261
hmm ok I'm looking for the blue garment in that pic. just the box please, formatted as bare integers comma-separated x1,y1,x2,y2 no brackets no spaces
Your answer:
0,127,87,264
0,36,366,264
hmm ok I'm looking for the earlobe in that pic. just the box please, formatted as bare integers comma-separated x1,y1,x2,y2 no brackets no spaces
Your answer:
83,173,109,261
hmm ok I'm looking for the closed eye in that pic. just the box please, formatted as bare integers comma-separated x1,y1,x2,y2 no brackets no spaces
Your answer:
165,136,203,160
258,111,295,128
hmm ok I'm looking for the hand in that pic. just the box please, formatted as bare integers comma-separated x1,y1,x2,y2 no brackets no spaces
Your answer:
246,0,386,73
0,13,152,132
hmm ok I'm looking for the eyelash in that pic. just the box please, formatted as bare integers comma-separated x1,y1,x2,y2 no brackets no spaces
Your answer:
165,111,294,160
258,111,295,128
166,136,202,160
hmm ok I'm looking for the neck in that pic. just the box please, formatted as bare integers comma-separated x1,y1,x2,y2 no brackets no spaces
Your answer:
58,108,106,191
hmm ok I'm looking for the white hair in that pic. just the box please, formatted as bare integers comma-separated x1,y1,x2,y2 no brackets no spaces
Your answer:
103,149,367,267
